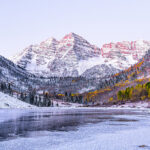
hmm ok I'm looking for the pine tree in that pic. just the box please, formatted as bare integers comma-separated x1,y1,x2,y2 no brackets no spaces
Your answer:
148,89,150,99
117,91,123,101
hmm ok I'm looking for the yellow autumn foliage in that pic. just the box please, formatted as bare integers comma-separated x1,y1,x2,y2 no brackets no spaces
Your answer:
141,96,146,100
109,97,113,102
71,93,79,97
58,94,65,97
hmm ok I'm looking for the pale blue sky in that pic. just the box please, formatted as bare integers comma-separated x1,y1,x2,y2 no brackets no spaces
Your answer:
0,0,150,58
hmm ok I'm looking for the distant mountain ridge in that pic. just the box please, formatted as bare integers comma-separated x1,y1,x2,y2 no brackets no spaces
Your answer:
101,40,150,69
12,33,150,78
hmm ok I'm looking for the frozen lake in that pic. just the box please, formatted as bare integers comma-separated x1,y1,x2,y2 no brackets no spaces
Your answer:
0,108,150,150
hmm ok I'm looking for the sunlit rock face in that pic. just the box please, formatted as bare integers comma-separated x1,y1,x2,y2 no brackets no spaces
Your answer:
101,40,150,70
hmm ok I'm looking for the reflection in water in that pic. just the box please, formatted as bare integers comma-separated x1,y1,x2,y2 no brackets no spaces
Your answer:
0,109,142,141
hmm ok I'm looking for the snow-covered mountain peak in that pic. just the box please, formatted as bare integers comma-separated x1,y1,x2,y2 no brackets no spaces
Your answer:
60,33,83,45
60,32,91,46
62,32,80,40
11,33,102,77
40,37,58,46
38,38,59,53
11,33,150,78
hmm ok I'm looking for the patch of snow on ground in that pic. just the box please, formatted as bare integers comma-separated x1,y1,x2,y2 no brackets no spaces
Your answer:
79,87,95,94
0,92,36,109
78,56,105,75
111,101,150,109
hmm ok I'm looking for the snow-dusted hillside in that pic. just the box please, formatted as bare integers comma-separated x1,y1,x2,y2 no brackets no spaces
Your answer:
0,55,32,80
0,92,35,108
0,55,38,92
0,54,97,94
82,64,119,79
12,33,150,78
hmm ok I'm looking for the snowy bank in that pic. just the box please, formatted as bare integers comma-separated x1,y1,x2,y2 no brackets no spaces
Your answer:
0,92,36,108
111,101,150,109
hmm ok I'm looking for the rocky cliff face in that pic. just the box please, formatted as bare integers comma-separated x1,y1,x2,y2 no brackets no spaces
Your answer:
101,40,150,69
12,33,150,78
13,33,102,77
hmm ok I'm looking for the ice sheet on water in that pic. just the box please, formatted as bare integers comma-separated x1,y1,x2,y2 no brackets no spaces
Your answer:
0,108,150,150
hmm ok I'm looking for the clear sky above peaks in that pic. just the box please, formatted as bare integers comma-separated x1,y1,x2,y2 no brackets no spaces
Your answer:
0,0,150,58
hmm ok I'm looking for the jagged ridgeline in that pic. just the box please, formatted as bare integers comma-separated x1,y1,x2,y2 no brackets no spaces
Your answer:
11,33,150,79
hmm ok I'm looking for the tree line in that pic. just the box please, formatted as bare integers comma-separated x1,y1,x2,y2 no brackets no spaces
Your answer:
117,82,150,102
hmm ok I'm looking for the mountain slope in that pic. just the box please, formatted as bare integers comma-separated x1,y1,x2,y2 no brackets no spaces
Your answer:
0,55,34,82
82,49,150,106
82,64,119,79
